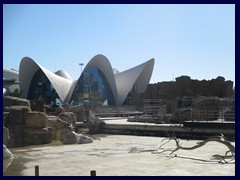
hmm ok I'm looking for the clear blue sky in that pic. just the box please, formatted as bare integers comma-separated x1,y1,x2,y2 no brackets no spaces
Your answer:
3,4,235,85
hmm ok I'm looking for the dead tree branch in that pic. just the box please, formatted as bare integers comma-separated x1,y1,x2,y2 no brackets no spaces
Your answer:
154,134,235,163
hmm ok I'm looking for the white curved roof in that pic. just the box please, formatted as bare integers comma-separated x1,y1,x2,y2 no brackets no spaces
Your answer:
83,54,119,105
19,57,74,102
18,55,155,105
115,59,154,105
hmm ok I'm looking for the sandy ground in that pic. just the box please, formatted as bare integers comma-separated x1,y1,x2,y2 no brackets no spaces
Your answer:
4,134,235,176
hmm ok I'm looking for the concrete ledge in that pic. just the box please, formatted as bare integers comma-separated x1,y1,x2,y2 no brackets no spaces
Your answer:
100,119,235,141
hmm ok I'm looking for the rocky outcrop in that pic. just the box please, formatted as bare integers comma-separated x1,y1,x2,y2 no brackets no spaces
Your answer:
3,96,84,147
46,115,72,140
30,99,45,112
3,96,31,107
25,112,47,129
88,111,101,134
24,127,53,145
3,96,54,147
58,112,77,124
23,112,54,145
4,106,31,147
4,106,31,125
143,76,234,101
63,104,85,122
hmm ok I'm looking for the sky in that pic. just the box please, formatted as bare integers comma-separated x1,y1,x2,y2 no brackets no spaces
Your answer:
3,4,235,85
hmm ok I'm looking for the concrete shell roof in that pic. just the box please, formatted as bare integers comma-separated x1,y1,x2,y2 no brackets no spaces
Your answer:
115,59,154,105
83,54,119,105
19,55,155,105
19,57,74,102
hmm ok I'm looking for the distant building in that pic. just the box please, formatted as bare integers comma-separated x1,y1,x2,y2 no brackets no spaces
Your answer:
4,54,154,106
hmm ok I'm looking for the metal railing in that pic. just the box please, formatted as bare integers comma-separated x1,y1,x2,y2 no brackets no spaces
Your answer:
191,106,235,122
91,105,144,117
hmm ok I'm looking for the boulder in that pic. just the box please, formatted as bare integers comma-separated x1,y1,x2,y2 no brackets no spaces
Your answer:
79,135,93,144
63,131,80,144
63,105,85,122
24,127,53,145
63,131,93,144
24,112,47,129
46,116,72,141
55,107,65,114
46,116,71,131
3,144,13,160
3,96,30,108
58,112,77,123
4,106,31,125
29,99,45,112
60,129,71,142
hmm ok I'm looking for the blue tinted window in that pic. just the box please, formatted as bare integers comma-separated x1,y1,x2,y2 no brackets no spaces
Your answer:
70,67,115,106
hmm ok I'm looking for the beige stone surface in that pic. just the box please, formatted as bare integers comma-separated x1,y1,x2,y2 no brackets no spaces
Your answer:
4,134,235,176
24,112,47,129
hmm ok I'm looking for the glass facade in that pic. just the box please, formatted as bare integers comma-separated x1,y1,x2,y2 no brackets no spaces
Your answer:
122,83,137,105
70,67,115,106
27,69,60,105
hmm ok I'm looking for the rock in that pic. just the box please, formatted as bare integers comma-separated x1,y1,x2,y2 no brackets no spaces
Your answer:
3,96,30,108
63,131,80,144
79,135,93,144
88,113,101,134
63,105,85,122
53,107,65,115
24,127,53,145
46,115,72,141
3,144,13,172
58,112,77,123
29,99,45,112
63,131,93,144
24,112,48,128
3,144,13,160
3,127,10,146
46,116,71,131
60,129,71,142
4,106,31,125
3,112,9,126
7,124,25,147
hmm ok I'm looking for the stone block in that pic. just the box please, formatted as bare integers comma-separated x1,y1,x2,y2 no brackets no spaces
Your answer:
7,124,25,147
3,96,30,108
58,112,77,123
25,112,47,129
24,127,53,145
4,106,31,125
